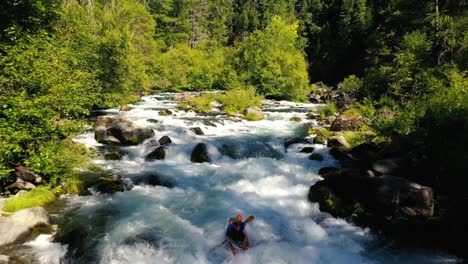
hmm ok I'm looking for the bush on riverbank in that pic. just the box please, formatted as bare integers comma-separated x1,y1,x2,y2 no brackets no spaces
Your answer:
185,88,263,115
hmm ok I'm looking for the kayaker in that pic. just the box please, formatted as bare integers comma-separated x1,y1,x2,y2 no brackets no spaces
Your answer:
226,214,249,255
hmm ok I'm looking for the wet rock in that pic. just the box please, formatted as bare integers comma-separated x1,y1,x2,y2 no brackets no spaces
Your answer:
145,146,166,161
190,143,211,163
318,167,342,179
244,106,265,120
284,137,311,151
104,152,124,160
313,136,326,144
119,105,132,111
159,109,173,116
300,147,315,153
290,116,302,122
95,115,155,145
329,147,351,161
190,127,204,135
147,119,159,123
309,153,324,161
158,136,172,145
0,207,50,246
93,174,125,194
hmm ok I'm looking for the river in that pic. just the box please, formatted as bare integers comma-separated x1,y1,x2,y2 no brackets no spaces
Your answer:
25,93,458,264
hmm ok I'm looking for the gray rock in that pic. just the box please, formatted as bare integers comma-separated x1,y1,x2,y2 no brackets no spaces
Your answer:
7,178,36,191
327,136,351,149
330,115,364,131
158,136,172,145
0,207,50,246
309,153,324,161
190,127,204,135
95,115,155,145
145,146,166,161
0,254,9,262
300,147,315,153
372,159,405,175
190,143,211,163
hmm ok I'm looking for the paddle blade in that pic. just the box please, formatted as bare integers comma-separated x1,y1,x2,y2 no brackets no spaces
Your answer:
245,215,254,223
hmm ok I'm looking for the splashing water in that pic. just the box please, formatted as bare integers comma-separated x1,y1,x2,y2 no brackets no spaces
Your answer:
40,94,458,264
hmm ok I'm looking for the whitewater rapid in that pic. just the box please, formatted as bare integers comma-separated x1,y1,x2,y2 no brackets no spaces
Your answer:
26,94,458,263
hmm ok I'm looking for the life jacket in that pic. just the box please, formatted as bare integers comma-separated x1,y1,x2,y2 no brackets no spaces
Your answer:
226,221,246,244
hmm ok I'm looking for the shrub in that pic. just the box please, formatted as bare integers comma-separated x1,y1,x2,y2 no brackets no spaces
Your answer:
219,87,263,115
340,75,363,97
245,112,264,121
3,187,56,213
320,103,337,119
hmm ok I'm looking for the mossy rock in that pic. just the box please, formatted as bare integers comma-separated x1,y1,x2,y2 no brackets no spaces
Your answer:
147,119,159,123
3,187,56,213
245,112,264,121
309,153,324,161
94,175,125,194
119,105,132,111
313,136,326,144
158,136,172,145
290,116,302,122
159,109,173,116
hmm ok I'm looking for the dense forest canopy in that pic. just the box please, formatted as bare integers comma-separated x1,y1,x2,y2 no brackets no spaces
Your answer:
0,0,466,206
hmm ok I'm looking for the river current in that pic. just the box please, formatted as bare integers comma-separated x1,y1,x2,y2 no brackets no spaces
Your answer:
24,93,458,264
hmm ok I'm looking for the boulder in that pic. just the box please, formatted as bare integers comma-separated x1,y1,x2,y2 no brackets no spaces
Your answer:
119,105,132,111
318,167,342,179
309,153,324,161
93,174,126,194
327,136,351,149
171,92,193,101
330,115,364,131
322,115,337,125
372,158,407,175
190,127,205,136
244,106,265,120
158,136,172,145
145,146,166,161
284,137,311,151
159,109,173,116
0,207,50,246
190,143,211,163
0,255,9,262
14,166,42,184
350,142,379,161
335,98,357,111
7,178,36,191
290,116,302,122
329,147,351,161
300,147,315,153
373,175,434,218
95,115,155,145
147,119,159,123
313,136,326,144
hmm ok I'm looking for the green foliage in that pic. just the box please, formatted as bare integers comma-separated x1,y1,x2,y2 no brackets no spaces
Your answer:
187,88,263,114
342,108,361,117
244,112,264,121
24,141,89,186
187,93,218,113
234,16,309,100
218,87,263,115
320,103,337,119
155,43,226,91
339,131,372,149
3,187,56,213
340,75,363,97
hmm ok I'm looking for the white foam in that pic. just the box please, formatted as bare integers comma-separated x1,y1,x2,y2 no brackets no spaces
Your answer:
51,93,460,264
25,234,67,264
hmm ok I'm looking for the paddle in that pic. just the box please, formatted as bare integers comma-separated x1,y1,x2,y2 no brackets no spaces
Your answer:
209,215,254,252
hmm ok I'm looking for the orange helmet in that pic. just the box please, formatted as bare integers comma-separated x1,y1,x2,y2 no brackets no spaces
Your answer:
236,214,243,222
